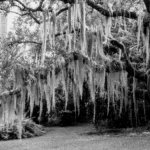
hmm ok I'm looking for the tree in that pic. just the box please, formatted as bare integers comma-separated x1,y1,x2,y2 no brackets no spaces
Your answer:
0,0,150,134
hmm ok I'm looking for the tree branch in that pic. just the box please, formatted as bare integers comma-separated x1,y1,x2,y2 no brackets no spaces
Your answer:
56,6,69,16
0,8,21,15
37,0,45,11
143,0,150,12
28,12,41,24
60,0,138,20
8,40,42,46
110,39,147,81
86,0,138,19
14,0,43,12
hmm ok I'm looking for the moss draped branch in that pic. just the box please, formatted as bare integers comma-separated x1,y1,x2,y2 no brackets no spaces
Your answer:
86,0,138,19
60,0,138,20
110,40,147,81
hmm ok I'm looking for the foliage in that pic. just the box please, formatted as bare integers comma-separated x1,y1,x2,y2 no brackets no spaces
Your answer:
0,118,44,140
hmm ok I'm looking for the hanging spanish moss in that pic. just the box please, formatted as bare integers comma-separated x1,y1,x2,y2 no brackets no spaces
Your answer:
107,71,128,115
41,12,47,65
137,13,144,51
133,77,137,126
80,0,87,55
104,16,112,43
144,27,150,67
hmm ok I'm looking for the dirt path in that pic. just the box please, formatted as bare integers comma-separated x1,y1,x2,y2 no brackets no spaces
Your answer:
0,124,150,150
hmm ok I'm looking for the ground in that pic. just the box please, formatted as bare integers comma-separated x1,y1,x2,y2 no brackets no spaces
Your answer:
0,124,150,150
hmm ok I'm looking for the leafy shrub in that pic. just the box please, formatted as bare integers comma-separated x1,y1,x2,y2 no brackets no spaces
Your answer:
0,119,45,140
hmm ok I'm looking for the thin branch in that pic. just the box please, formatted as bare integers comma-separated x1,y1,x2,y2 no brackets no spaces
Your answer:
10,3,24,11
37,0,45,10
9,0,44,24
8,40,42,46
14,0,43,12
28,11,41,24
56,6,69,16
14,0,28,11
0,8,21,15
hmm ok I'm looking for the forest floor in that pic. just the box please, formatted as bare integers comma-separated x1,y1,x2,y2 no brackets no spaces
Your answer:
0,123,150,150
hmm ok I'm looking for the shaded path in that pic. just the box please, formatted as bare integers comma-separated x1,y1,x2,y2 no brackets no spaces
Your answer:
0,124,150,150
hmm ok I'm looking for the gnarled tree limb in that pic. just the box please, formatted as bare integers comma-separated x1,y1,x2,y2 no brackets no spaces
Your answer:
60,0,138,20
143,0,150,12
86,0,137,19
110,39,147,81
